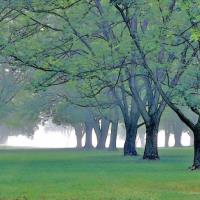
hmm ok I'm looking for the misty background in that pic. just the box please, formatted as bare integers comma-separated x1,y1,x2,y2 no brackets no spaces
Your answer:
3,119,192,148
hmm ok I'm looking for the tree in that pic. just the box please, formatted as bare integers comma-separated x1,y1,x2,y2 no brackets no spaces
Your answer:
0,0,199,168
53,102,89,149
0,65,26,142
111,0,199,162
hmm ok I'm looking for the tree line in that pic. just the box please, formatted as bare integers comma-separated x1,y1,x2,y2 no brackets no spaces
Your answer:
0,0,199,169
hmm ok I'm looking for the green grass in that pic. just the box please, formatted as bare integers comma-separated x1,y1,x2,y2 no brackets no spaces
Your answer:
0,148,199,200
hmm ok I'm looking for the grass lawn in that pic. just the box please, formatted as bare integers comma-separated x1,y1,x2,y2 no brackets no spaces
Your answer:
0,147,199,200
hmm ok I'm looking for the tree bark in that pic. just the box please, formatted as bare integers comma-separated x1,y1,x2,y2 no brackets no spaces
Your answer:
84,122,93,149
124,121,138,156
96,118,110,149
193,134,200,169
143,121,159,160
192,124,200,169
109,120,118,151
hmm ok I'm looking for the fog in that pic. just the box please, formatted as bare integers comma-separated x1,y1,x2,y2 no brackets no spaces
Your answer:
5,124,191,148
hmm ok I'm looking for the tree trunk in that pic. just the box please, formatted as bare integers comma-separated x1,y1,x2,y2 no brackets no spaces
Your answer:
174,132,182,147
75,133,82,149
165,131,170,147
190,133,194,146
124,121,138,156
96,119,110,149
74,124,83,149
84,122,93,149
143,121,159,160
109,120,118,151
0,134,8,144
192,125,200,170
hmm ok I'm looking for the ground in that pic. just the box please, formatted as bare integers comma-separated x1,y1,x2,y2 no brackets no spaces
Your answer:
0,147,199,200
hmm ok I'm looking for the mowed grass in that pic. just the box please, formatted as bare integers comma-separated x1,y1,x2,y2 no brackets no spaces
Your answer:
0,148,199,200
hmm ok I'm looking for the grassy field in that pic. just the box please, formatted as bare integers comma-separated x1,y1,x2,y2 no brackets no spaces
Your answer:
0,148,199,200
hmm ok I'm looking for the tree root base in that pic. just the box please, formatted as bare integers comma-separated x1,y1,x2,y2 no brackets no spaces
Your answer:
143,156,160,160
188,165,200,171
124,152,138,156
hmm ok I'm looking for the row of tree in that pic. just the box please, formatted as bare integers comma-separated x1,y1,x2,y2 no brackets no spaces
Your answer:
0,0,199,169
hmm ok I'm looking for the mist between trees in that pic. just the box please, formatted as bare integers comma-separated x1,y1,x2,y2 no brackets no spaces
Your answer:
0,0,199,169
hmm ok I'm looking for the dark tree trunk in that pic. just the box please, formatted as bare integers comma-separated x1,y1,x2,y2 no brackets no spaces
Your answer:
84,122,93,149
143,121,159,160
174,132,182,147
96,119,110,149
124,121,138,156
192,125,200,170
109,120,118,151
165,131,170,147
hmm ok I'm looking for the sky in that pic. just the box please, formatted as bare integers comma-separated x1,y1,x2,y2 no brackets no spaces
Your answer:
6,124,191,148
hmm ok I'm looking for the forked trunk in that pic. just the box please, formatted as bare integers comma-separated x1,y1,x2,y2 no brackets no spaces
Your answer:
143,122,159,160
96,132,108,149
84,122,93,149
96,119,110,149
124,122,137,156
109,120,118,151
